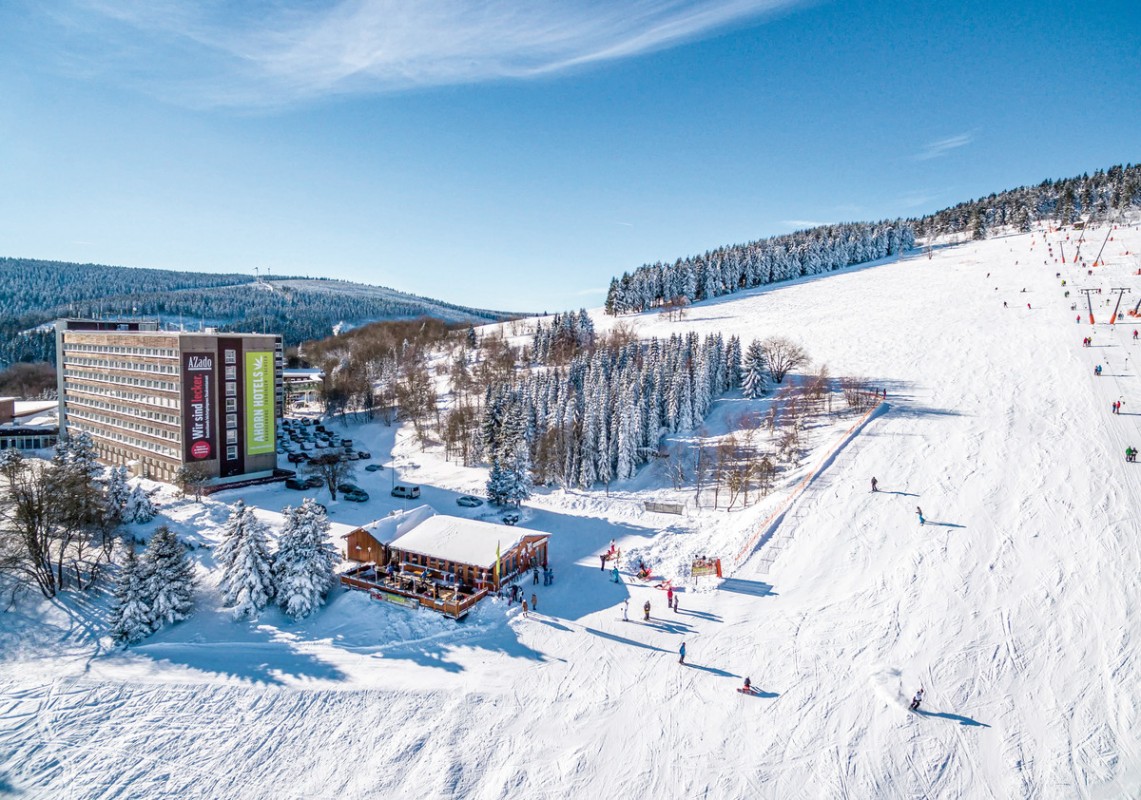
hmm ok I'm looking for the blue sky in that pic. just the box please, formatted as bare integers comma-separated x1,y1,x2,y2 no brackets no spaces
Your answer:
1,0,1138,313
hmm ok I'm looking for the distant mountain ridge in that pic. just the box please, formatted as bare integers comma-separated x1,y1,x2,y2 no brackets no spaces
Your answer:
0,258,520,366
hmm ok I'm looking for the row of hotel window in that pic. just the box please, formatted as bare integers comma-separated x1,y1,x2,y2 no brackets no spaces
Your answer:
63,368,178,394
67,393,179,426
65,343,178,358
76,422,179,460
64,356,179,375
65,381,179,410
68,408,178,444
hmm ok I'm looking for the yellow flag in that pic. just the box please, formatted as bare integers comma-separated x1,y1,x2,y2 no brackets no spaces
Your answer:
495,540,501,585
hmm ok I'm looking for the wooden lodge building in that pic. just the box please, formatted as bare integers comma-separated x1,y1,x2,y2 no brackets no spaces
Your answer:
339,505,550,620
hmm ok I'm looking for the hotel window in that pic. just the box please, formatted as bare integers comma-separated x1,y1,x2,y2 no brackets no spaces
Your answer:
225,365,237,380
225,381,237,397
226,445,238,461
225,398,237,412
226,413,237,428
224,349,236,365
226,429,238,445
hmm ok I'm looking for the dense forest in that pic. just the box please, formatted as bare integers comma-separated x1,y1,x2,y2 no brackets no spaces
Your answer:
0,259,513,367
604,221,915,314
909,163,1141,239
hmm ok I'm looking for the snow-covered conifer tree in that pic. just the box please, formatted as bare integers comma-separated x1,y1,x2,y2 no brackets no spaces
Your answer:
105,466,130,524
216,501,275,619
124,484,157,523
144,525,197,630
741,339,767,399
109,545,154,646
502,445,533,506
274,499,338,620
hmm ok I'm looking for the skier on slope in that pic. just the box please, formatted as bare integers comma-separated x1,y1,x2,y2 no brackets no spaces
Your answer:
916,507,925,525
743,677,752,693
871,476,878,492
678,642,686,665
644,600,651,621
909,688,925,711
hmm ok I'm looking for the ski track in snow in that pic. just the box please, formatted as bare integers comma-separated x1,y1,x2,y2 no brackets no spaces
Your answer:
4,225,1141,798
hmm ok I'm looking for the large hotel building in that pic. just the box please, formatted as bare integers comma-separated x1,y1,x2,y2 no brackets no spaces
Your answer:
56,320,283,485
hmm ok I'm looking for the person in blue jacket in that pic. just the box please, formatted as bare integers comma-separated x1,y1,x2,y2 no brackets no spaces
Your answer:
679,642,687,665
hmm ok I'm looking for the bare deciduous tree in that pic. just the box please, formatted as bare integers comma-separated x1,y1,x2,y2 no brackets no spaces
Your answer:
762,337,809,384
304,453,356,501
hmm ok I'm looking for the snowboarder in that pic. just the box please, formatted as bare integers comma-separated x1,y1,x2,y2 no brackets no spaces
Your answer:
678,642,686,665
531,593,537,612
909,688,925,711
643,600,651,621
623,598,629,621
916,507,925,525
871,476,878,492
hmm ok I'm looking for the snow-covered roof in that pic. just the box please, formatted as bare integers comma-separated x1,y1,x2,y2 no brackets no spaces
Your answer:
388,514,546,567
343,504,436,544
14,401,58,418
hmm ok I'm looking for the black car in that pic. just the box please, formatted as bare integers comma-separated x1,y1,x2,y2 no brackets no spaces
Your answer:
365,464,382,472
284,478,307,490
343,490,370,503
305,476,324,489
287,453,306,463
357,450,371,460
337,482,364,495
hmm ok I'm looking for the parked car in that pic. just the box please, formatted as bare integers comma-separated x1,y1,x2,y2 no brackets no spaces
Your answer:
345,452,360,461
284,478,307,490
340,438,353,447
357,450,371,460
287,453,306,463
305,476,324,489
337,482,364,495
343,490,370,503
365,464,382,472
391,485,421,499
501,511,521,525
456,495,483,508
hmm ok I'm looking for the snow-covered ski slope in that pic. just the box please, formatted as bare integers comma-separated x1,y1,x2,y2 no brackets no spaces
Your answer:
4,223,1141,799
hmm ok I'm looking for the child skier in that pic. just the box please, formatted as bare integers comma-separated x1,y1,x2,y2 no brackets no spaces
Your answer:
916,507,925,525
909,688,925,711
678,642,686,665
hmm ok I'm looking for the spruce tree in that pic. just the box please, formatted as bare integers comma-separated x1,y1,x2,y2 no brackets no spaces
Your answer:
144,525,197,630
109,545,154,646
741,339,767,399
105,466,130,524
125,484,157,523
216,501,276,619
274,499,338,620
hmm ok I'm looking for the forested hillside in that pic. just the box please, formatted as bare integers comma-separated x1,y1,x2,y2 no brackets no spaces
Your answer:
0,259,516,367
605,163,1141,315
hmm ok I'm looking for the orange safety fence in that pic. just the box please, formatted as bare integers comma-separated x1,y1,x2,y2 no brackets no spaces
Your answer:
732,398,886,568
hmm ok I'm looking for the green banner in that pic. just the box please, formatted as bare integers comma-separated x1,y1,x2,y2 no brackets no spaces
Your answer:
245,351,274,455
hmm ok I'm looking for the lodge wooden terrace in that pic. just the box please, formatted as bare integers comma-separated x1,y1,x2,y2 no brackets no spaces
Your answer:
340,563,491,620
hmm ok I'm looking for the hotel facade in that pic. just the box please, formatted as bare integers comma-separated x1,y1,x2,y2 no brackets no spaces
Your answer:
56,320,283,485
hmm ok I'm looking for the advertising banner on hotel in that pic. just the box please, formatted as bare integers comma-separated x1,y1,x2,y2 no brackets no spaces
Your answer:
245,350,274,455
182,352,216,461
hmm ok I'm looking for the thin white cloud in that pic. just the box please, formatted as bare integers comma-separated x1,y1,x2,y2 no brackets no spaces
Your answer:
781,219,828,229
913,132,974,161
52,0,806,108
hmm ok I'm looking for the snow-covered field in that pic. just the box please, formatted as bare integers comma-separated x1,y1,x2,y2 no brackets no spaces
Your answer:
3,223,1141,799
